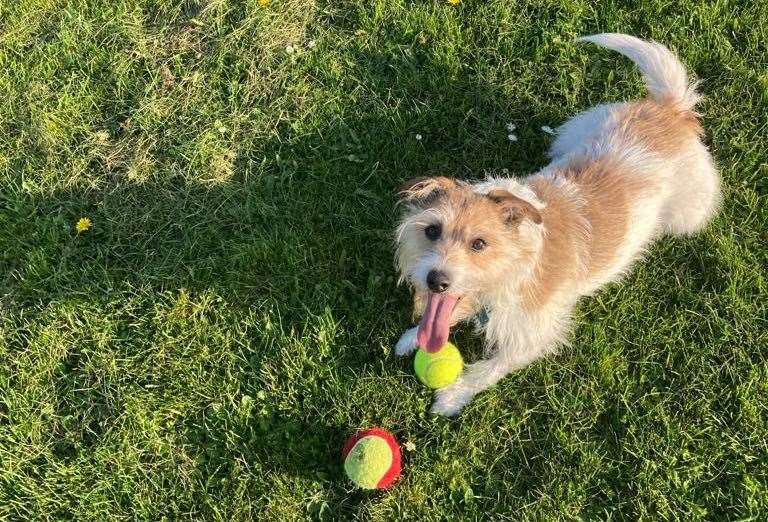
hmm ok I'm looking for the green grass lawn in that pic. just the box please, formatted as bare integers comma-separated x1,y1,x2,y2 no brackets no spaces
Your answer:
1,0,767,519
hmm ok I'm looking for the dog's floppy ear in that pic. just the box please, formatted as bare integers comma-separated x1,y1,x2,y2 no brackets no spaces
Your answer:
486,189,543,225
398,176,459,205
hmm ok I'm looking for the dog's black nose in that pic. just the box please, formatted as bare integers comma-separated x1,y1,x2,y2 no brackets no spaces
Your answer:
426,270,451,293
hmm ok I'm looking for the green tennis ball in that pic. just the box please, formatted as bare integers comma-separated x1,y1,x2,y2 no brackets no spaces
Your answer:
414,342,463,389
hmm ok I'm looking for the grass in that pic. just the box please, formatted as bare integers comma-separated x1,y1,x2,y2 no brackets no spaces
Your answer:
1,0,766,519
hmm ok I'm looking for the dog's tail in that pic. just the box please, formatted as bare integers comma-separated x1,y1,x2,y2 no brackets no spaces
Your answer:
578,33,701,111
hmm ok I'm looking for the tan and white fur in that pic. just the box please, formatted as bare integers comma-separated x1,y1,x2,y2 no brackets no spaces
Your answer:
394,34,720,416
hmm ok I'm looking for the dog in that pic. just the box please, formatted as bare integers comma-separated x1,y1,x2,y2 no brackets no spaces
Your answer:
393,34,721,416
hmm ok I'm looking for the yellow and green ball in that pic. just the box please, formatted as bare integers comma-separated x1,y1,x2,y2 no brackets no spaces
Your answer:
414,342,463,389
341,428,401,489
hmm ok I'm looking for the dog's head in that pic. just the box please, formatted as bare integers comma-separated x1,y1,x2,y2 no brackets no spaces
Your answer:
395,176,543,351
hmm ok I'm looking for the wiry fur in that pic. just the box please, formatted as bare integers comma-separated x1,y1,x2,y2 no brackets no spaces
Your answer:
394,33,721,416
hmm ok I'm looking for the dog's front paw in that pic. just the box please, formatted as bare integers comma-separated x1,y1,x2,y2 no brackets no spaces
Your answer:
395,326,419,356
430,382,475,417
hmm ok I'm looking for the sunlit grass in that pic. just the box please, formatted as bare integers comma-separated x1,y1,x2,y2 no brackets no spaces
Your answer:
1,0,766,519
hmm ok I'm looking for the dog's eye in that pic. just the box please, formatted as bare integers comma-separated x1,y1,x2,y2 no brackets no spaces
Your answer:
424,224,441,240
471,238,487,252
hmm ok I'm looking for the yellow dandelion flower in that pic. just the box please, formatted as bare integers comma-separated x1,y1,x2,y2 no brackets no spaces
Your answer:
75,217,92,233
447,0,460,4
258,0,270,5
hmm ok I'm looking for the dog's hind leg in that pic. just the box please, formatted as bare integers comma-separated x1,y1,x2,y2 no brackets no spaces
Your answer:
661,141,721,236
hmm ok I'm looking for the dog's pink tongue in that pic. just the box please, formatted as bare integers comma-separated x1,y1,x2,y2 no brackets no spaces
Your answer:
417,293,459,353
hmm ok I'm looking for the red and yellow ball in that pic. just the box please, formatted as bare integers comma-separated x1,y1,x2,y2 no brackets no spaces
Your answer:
341,428,401,489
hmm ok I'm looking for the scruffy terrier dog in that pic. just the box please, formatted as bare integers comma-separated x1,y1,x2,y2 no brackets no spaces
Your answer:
394,34,720,416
